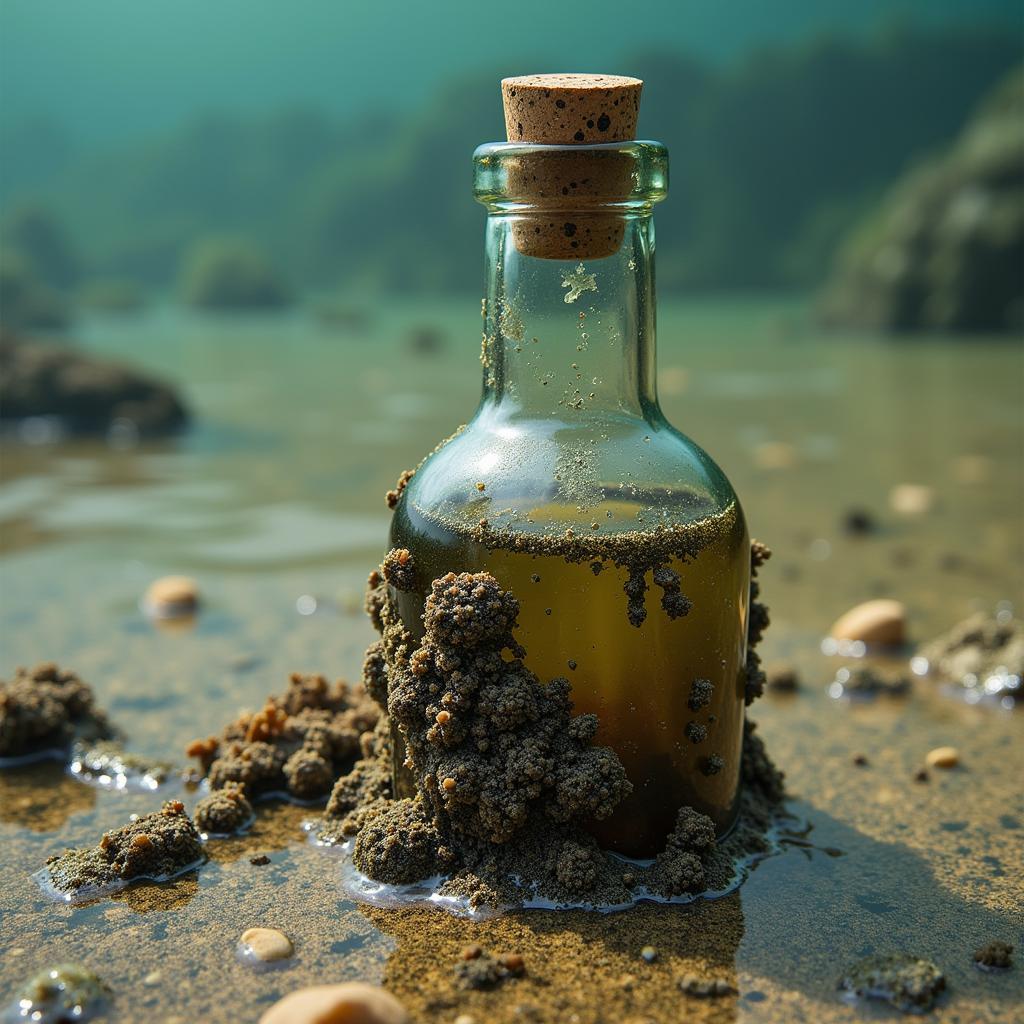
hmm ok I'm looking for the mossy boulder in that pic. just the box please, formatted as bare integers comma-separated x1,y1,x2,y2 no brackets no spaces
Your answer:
180,237,291,310
0,332,188,436
820,67,1024,333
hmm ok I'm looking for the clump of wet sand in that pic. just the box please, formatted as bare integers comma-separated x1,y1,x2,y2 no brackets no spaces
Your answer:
0,663,114,761
920,611,1022,701
40,800,204,900
186,671,380,802
838,953,946,1013
315,543,785,911
194,781,255,836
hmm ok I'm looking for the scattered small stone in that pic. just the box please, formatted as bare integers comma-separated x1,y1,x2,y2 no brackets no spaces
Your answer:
454,1016,478,1024
239,927,294,964
890,483,934,517
766,662,800,692
925,746,960,769
838,953,945,1013
640,945,658,963
853,754,869,767
913,768,930,783
249,854,271,866
9,963,112,1022
144,970,162,986
974,940,1013,971
843,508,878,535
753,441,797,470
143,576,199,620
678,974,736,997
258,982,408,1024
829,599,906,646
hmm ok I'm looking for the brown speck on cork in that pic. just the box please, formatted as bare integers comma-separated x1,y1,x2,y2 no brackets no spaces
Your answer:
500,73,643,260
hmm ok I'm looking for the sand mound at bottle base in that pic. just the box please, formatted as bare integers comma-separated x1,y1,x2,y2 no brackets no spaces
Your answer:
313,545,785,913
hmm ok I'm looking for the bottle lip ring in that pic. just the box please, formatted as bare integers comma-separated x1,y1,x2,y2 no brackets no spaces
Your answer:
473,139,669,210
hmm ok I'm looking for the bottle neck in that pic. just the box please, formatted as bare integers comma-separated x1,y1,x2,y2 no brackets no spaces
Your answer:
479,213,659,425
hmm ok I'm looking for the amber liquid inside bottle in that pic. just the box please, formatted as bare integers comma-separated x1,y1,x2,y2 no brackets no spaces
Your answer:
391,493,750,859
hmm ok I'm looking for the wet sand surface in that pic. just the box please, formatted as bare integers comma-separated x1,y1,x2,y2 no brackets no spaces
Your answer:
1,299,1021,1021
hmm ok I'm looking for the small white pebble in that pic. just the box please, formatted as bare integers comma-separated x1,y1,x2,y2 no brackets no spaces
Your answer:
239,927,294,963
889,483,934,516
925,746,960,769
640,945,658,963
144,970,163,986
144,575,199,619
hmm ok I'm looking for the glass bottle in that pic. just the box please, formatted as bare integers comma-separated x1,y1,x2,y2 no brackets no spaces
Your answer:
388,137,750,859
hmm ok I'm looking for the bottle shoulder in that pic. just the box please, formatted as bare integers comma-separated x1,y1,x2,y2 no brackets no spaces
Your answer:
399,409,743,539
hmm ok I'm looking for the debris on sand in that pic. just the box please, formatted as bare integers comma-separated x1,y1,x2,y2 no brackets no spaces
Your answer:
974,940,1013,971
194,781,255,836
37,800,204,901
186,672,379,803
6,963,112,1023
838,953,946,1013
0,663,114,763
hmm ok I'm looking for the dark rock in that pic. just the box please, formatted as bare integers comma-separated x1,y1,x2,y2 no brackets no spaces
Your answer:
0,332,188,436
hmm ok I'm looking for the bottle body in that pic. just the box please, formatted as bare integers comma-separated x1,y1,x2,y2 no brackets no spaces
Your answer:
385,140,750,859
390,476,749,858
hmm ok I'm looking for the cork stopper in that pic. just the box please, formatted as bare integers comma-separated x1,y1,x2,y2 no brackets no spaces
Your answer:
501,74,642,145
499,74,643,260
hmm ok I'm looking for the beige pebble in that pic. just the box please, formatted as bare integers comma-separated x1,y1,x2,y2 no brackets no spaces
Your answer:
259,983,408,1024
144,575,199,618
753,441,798,470
925,746,960,769
454,1017,477,1024
951,454,992,485
144,970,163,986
830,599,906,646
240,927,294,963
8,947,24,956
889,483,934,516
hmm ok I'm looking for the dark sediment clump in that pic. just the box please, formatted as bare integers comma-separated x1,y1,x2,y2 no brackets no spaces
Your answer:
0,663,114,762
974,940,1014,971
744,541,771,705
40,800,204,900
766,661,800,692
69,740,177,789
453,946,526,989
828,665,911,699
679,974,736,998
315,542,786,911
185,671,380,803
7,963,112,1023
838,954,946,1013
194,781,255,836
920,611,1022,702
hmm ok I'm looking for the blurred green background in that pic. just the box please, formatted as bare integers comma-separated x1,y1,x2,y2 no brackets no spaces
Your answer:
1,0,1021,327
